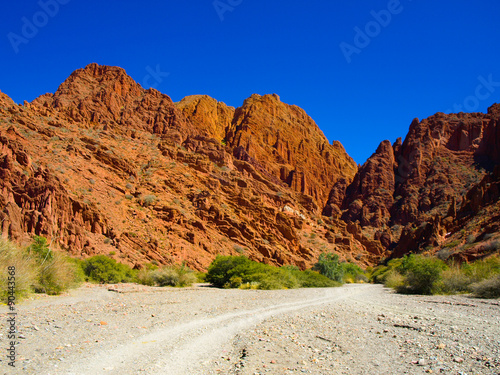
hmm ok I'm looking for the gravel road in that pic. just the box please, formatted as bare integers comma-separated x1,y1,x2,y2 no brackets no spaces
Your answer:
0,283,498,374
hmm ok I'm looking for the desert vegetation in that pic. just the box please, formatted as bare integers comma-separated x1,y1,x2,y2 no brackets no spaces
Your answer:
371,253,500,298
136,263,198,287
204,253,360,290
3,233,498,303
0,236,82,302
0,237,202,303
78,254,136,284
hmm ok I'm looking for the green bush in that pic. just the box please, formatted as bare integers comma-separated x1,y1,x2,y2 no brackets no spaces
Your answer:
341,262,366,283
206,255,338,289
263,267,300,289
396,255,448,295
258,275,288,290
313,253,344,283
82,255,136,283
384,270,405,289
290,269,339,288
26,236,53,261
195,271,207,282
206,256,253,288
370,265,390,283
461,256,500,282
374,254,500,296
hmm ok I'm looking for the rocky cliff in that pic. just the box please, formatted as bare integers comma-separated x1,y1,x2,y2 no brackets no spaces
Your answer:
1,64,499,269
225,93,357,207
328,104,500,262
0,64,375,270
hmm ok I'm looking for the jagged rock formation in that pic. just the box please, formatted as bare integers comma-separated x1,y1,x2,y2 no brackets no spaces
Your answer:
175,95,234,142
327,104,500,262
340,140,396,228
0,64,374,270
33,63,192,137
225,94,357,207
1,63,499,269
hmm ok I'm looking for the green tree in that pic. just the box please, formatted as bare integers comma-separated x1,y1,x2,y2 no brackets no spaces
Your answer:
313,253,344,283
206,255,252,288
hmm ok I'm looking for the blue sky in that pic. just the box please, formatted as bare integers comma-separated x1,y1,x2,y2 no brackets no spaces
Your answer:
1,1,499,164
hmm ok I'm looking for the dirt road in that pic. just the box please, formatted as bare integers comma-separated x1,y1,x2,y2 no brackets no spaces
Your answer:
0,284,498,374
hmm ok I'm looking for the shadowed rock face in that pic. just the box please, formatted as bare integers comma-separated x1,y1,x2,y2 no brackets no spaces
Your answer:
328,104,500,261
341,140,396,227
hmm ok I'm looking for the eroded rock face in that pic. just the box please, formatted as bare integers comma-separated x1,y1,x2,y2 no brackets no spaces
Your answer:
0,65,375,270
390,113,487,226
341,140,396,227
225,94,358,207
32,63,193,138
0,131,108,256
2,64,499,269
479,104,500,166
332,104,500,259
175,95,234,142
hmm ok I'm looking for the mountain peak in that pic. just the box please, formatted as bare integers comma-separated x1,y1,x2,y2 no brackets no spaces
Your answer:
31,63,190,136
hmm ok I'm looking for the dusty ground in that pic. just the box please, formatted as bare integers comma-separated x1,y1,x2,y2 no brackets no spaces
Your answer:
0,283,499,375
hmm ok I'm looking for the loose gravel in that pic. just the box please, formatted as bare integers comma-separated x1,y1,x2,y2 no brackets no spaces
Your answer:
0,283,498,374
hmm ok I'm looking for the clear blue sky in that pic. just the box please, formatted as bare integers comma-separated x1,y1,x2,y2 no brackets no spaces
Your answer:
1,1,499,164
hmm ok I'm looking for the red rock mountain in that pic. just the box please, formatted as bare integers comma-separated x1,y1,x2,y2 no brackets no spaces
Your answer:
1,63,499,269
0,64,374,270
176,95,234,142
327,105,500,262
225,93,357,207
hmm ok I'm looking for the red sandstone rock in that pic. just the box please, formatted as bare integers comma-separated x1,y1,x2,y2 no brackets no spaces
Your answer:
225,94,357,207
0,65,372,270
2,64,499,269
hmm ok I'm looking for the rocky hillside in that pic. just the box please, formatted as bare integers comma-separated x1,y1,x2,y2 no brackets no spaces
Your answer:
1,63,498,269
0,64,374,270
327,104,500,262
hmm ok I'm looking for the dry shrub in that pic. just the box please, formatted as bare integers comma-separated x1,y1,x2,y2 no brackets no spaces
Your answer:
33,250,81,295
440,267,471,294
152,267,180,287
138,265,197,287
384,270,405,289
1,237,82,301
136,268,155,286
470,275,500,299
0,238,36,302
178,271,197,287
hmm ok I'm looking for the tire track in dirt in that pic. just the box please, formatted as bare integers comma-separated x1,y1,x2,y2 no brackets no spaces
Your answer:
66,285,367,374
